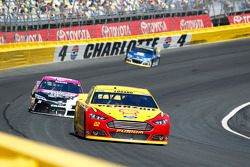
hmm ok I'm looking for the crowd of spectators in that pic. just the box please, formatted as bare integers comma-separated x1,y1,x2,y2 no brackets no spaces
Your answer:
0,0,249,22
0,0,208,21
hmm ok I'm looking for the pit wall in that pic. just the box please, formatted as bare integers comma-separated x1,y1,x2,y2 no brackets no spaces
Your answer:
0,23,250,166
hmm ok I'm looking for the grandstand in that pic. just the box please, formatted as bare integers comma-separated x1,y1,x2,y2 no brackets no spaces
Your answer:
0,0,209,24
0,0,210,31
1,1,249,21
0,0,207,19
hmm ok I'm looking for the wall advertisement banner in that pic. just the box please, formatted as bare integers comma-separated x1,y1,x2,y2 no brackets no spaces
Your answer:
1,15,210,44
54,34,192,62
228,13,250,24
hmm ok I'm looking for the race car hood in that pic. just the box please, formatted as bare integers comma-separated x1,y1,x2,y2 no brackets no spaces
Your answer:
129,50,153,59
35,89,78,100
90,104,161,122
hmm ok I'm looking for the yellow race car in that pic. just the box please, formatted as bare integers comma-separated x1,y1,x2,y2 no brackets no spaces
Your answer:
74,85,170,145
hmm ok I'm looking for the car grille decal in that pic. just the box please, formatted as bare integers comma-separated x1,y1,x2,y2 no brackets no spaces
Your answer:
107,120,153,131
132,59,142,64
110,132,149,140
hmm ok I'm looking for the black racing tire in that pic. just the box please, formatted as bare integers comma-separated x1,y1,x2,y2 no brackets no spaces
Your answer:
124,54,128,61
150,59,154,67
74,119,79,137
83,113,87,139
74,111,80,137
157,58,160,66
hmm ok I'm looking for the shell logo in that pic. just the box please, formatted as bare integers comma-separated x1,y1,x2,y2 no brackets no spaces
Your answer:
119,109,139,116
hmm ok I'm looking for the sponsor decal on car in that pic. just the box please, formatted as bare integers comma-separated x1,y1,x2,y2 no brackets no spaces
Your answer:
119,109,139,116
123,115,137,119
93,122,100,127
116,129,144,134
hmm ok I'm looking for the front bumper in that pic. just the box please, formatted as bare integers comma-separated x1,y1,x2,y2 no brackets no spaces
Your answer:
86,136,167,145
30,98,76,118
125,59,151,68
84,118,169,145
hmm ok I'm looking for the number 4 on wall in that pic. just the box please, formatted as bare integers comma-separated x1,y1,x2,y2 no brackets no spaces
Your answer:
177,34,187,47
58,45,68,62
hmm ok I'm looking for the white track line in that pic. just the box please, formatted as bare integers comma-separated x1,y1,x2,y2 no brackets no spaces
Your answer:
221,102,250,140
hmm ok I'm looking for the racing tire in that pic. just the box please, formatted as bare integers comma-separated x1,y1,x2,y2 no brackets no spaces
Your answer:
83,113,87,139
157,58,160,66
74,111,80,137
124,55,128,61
150,60,154,67
74,119,79,137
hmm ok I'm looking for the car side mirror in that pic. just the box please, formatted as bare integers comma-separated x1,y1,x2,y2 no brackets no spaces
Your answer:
35,81,40,87
31,81,40,95
78,94,89,103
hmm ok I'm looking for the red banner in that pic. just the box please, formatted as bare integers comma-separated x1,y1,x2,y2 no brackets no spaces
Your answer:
0,14,212,44
228,13,250,24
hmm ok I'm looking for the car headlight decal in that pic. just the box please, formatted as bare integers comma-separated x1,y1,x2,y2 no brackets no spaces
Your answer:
90,114,107,120
127,53,133,59
34,94,47,101
153,119,168,125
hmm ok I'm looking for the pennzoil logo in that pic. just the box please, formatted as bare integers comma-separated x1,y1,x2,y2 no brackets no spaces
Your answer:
116,129,144,134
119,109,139,118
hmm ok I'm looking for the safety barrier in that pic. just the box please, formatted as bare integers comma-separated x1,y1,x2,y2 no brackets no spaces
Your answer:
0,47,55,70
1,23,250,70
0,132,120,167
191,23,250,44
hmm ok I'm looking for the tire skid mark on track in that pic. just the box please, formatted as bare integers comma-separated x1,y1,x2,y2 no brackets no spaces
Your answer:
2,93,28,138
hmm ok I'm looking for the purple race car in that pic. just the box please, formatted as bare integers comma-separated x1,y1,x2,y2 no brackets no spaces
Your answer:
29,76,84,118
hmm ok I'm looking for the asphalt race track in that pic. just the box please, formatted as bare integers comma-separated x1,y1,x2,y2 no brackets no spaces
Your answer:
228,105,250,138
1,39,250,167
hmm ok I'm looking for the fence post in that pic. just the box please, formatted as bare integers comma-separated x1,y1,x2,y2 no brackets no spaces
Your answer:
4,11,7,44
47,12,51,41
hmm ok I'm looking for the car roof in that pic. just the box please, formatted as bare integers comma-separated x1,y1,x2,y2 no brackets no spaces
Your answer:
94,85,151,96
134,45,155,51
42,76,81,85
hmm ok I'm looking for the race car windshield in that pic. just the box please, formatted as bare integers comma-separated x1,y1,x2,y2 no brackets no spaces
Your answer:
91,92,158,109
132,47,153,55
39,80,82,94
